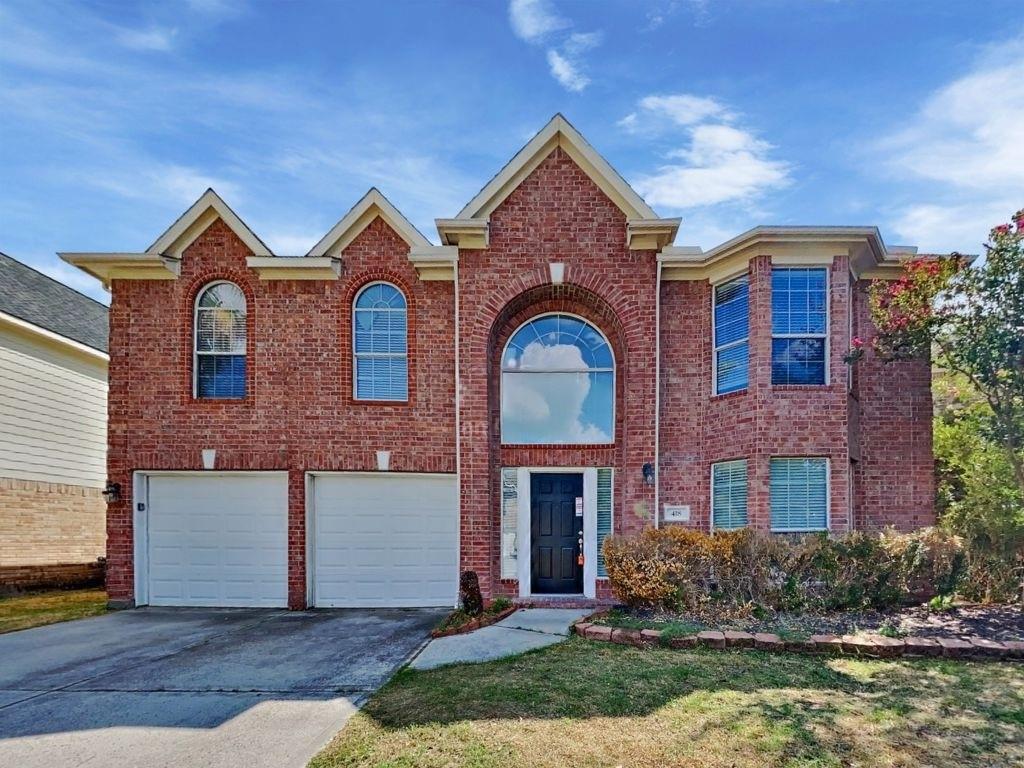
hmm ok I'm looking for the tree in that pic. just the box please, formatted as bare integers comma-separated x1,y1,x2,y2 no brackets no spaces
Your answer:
868,209,1024,496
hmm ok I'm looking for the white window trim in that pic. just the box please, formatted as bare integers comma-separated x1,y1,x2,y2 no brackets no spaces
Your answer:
500,311,615,445
769,456,831,533
596,467,614,580
193,280,246,399
709,458,748,532
352,281,409,402
770,266,831,386
516,466,598,599
711,273,750,396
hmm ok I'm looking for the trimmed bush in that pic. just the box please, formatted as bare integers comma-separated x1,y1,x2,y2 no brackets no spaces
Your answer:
603,527,968,613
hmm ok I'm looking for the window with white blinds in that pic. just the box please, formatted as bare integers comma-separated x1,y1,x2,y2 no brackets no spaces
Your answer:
353,282,408,401
770,457,829,531
194,281,247,399
500,468,519,580
711,459,747,530
713,275,749,394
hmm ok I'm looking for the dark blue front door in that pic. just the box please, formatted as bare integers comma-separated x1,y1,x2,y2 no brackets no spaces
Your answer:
530,473,583,594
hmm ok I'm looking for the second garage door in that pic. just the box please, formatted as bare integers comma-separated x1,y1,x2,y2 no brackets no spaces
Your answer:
310,473,458,608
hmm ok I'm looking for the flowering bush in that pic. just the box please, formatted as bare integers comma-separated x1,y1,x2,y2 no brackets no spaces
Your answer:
603,527,969,613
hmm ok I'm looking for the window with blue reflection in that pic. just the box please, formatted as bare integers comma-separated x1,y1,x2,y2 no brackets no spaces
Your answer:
501,313,614,445
353,282,408,401
713,275,749,394
194,281,247,399
771,268,827,385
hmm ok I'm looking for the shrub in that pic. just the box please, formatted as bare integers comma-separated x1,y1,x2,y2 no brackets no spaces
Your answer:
603,527,968,613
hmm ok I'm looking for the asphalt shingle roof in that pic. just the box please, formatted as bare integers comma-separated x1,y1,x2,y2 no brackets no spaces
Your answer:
0,252,108,353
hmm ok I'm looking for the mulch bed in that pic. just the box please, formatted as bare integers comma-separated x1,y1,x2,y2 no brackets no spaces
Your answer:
606,602,1023,642
431,604,517,638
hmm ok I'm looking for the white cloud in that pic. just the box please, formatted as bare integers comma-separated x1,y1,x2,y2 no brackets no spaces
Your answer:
623,94,791,210
878,35,1024,252
261,230,319,256
508,0,569,43
546,49,588,92
85,164,242,207
115,26,177,52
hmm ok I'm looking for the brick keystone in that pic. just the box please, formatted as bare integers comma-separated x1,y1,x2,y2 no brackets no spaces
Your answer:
810,634,844,654
967,637,1007,658
937,638,973,658
668,634,698,649
1003,640,1024,659
723,630,754,648
696,630,727,649
639,629,663,645
754,632,784,651
584,625,613,642
903,636,941,657
611,628,645,647
573,622,592,636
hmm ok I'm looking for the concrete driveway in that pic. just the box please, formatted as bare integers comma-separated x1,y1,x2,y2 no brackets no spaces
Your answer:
0,606,444,768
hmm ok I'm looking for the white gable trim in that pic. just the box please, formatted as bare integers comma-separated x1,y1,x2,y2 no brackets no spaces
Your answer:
455,114,659,222
307,188,431,257
148,189,272,258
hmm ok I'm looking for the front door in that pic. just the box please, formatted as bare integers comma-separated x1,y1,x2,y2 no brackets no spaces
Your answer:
530,473,584,594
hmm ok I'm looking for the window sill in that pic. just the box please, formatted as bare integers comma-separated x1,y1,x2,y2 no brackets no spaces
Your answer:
500,443,616,450
710,388,748,401
770,384,830,391
191,397,250,404
350,399,411,407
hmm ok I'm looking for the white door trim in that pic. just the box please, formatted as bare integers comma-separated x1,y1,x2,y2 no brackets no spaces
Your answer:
131,470,289,608
516,466,598,600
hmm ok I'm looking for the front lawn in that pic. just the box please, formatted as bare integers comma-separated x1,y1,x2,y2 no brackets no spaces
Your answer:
0,588,107,634
311,637,1024,768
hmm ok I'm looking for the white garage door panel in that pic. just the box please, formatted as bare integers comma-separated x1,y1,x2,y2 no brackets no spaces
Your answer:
313,474,458,608
146,474,288,607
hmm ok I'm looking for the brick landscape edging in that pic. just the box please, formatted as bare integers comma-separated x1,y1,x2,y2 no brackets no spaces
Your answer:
572,620,1024,662
430,605,518,638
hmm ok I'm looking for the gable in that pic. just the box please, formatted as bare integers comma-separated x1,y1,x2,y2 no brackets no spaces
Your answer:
307,188,430,257
148,189,272,258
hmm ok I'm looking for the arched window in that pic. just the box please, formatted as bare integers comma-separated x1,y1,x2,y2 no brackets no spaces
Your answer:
194,281,247,399
501,313,614,445
353,282,408,401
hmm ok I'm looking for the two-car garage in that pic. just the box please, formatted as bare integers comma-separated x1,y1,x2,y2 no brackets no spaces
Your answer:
134,472,458,609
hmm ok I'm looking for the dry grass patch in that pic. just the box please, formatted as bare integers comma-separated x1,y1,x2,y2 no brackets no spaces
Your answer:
311,638,1024,768
0,588,107,634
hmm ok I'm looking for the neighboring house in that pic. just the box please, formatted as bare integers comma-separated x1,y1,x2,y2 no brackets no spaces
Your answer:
63,114,935,611
0,251,108,574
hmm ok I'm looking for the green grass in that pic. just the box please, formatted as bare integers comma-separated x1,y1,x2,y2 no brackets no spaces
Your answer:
310,638,1024,768
0,588,107,634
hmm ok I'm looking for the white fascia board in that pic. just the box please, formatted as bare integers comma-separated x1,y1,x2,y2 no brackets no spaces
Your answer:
307,188,431,257
58,252,181,289
246,256,341,280
408,245,458,281
0,310,109,362
147,189,272,258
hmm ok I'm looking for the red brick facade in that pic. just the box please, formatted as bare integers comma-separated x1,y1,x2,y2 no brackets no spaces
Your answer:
99,143,934,608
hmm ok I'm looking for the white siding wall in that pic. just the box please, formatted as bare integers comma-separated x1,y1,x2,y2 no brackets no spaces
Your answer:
0,324,107,488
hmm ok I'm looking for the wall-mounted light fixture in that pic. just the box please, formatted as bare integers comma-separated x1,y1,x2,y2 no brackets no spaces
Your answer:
101,480,121,504
642,462,655,487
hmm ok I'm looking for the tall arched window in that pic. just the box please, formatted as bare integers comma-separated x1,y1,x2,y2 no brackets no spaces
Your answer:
353,282,408,401
501,313,614,444
194,281,247,399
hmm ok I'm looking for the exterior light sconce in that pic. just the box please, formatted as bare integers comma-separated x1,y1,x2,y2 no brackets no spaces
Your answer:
642,463,655,487
101,480,121,504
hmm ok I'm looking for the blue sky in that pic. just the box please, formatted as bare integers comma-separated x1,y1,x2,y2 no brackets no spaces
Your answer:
1,0,1021,303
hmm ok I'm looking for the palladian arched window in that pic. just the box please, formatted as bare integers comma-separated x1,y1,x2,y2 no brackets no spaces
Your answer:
353,282,408,401
194,281,247,399
501,313,614,445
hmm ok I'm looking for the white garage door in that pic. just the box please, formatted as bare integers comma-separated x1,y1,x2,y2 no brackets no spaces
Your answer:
311,473,458,608
142,473,288,607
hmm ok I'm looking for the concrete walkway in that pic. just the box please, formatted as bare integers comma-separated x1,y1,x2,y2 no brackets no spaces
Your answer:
411,608,590,670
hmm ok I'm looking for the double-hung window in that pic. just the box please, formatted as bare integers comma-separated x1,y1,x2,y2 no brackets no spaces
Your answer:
713,275,749,394
771,267,828,385
711,459,747,530
353,282,408,401
770,457,829,531
194,281,247,399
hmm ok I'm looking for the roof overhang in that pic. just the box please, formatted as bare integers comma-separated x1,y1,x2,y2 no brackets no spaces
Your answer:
245,256,341,280
658,226,923,282
0,310,108,362
57,252,181,289
438,114,677,250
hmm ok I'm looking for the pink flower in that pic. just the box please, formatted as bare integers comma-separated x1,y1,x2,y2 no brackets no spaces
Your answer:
851,337,864,348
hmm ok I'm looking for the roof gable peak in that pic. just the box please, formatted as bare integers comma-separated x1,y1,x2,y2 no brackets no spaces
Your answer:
147,189,272,258
307,188,431,257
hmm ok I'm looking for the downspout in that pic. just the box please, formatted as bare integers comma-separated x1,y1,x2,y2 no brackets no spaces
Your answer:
453,256,462,595
654,260,662,529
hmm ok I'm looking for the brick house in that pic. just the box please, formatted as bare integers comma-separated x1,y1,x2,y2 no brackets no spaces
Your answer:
63,115,934,610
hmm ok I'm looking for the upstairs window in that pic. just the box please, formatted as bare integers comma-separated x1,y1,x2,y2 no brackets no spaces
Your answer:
353,282,408,401
194,281,247,399
771,267,828,385
713,275,749,394
501,313,614,445
770,457,829,532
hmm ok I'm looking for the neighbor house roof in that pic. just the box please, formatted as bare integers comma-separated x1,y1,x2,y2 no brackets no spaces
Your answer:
0,251,109,353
